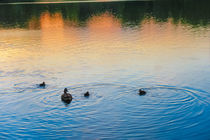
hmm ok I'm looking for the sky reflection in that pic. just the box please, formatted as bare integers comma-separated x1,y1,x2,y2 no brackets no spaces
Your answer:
0,2,210,139
0,10,209,75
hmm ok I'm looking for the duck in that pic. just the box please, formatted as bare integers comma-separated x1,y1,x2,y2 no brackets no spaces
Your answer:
39,82,46,88
61,88,72,103
139,89,146,95
84,91,90,97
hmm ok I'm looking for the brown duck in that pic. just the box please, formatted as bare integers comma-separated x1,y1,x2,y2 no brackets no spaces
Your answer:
61,88,72,103
139,89,146,95
39,82,46,87
84,91,90,97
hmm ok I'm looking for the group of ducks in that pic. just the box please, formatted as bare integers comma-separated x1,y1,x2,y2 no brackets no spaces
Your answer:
39,82,146,104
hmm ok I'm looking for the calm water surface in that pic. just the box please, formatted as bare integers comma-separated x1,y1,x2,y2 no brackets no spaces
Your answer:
0,0,210,139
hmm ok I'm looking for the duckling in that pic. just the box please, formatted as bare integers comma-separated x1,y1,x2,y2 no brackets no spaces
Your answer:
139,89,146,95
39,82,46,88
84,91,90,97
61,88,72,103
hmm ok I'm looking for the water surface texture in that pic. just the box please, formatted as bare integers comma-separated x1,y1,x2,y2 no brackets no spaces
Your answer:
0,0,210,139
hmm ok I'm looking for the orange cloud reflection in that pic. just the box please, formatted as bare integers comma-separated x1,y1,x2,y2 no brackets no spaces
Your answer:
87,12,121,37
39,12,80,52
40,12,65,50
0,11,209,74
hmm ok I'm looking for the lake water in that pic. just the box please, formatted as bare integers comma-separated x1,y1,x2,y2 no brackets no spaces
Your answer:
0,0,210,139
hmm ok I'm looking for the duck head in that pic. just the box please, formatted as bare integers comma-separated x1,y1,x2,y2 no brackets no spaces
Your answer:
64,88,68,94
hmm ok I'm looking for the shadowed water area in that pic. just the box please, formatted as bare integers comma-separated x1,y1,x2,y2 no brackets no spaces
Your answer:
0,0,210,139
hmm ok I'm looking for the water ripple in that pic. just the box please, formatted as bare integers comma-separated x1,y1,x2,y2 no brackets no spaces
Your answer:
0,83,209,139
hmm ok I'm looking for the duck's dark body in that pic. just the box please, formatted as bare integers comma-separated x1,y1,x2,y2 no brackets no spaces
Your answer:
84,91,90,97
39,82,46,88
61,94,72,103
139,89,146,95
61,88,72,104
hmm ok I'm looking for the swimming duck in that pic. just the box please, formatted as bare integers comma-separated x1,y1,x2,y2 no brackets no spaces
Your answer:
61,88,72,103
139,89,146,95
84,91,90,97
39,82,46,87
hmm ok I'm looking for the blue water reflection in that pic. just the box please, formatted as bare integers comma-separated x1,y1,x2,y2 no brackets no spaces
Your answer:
0,0,210,139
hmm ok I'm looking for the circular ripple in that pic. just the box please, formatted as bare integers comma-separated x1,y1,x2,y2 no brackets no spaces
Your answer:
13,83,210,139
62,83,130,109
116,85,210,138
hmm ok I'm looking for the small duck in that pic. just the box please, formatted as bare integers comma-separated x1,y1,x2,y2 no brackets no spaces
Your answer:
84,91,90,97
61,88,72,103
39,82,46,88
139,89,146,95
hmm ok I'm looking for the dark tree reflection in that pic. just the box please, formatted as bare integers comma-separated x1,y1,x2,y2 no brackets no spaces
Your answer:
0,0,209,29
